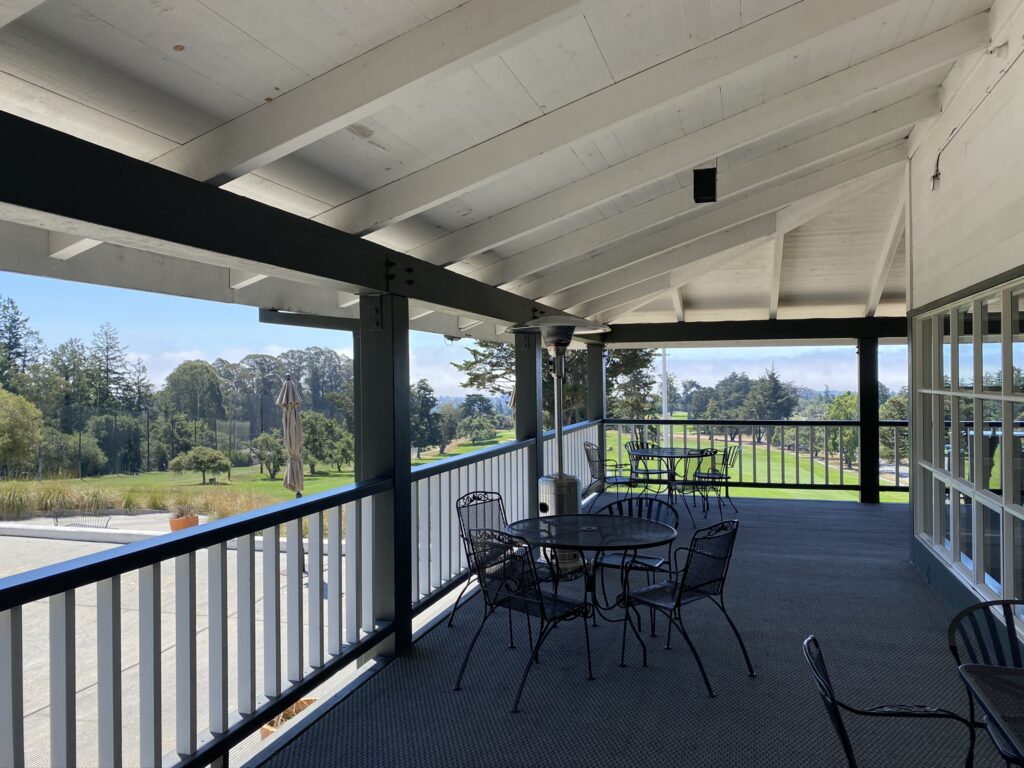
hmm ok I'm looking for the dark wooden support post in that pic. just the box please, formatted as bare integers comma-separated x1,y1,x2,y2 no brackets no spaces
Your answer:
515,333,544,518
858,336,880,504
357,294,411,654
587,343,606,455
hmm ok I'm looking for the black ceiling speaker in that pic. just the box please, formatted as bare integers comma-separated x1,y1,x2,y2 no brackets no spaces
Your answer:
693,167,717,203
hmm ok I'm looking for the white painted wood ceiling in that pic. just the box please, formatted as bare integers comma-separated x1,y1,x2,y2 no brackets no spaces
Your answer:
0,0,1000,337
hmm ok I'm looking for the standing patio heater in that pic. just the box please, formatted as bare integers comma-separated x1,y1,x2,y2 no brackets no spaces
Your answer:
508,316,609,520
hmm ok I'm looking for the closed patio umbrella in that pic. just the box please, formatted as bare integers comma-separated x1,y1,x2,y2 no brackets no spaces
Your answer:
276,374,304,497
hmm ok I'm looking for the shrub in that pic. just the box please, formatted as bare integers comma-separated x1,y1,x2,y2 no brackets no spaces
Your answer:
0,483,32,520
80,487,118,512
145,489,169,510
35,483,78,512
171,493,198,518
121,490,139,513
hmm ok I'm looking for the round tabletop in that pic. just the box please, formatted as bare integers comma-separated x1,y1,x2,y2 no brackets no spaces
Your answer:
506,514,676,552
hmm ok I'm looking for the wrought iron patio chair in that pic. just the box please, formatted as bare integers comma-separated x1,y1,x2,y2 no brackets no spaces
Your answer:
582,441,633,511
694,444,740,518
672,447,716,510
805,635,974,768
948,599,1024,766
592,495,680,633
453,528,592,712
617,519,754,696
449,491,562,629
625,438,668,494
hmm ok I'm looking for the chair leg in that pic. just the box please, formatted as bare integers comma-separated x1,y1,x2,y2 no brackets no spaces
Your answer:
713,598,755,677
447,578,472,628
725,482,739,513
512,622,554,713
672,615,714,697
507,607,515,649
454,607,494,691
582,614,594,681
620,605,648,667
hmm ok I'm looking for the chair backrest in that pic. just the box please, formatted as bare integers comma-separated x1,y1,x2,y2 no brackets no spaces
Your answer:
947,599,1024,668
592,495,678,530
803,635,858,767
676,519,739,602
456,491,509,570
465,528,545,617
719,445,739,471
624,440,659,472
584,441,604,482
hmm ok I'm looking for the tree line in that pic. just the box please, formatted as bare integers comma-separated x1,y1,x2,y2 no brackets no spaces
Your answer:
0,294,356,480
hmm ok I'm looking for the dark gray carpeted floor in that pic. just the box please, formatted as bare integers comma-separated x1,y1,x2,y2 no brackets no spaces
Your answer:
257,498,999,767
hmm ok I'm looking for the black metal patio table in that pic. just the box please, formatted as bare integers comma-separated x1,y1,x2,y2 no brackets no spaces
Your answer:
627,445,712,501
959,664,1024,758
506,514,677,623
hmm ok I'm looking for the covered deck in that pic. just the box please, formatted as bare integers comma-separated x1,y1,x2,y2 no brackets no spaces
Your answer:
255,498,993,768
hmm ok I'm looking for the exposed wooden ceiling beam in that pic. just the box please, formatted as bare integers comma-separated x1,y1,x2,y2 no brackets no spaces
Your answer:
151,0,590,184
316,0,919,236
769,229,785,321
530,144,905,305
672,289,686,323
0,1,46,28
866,187,908,317
408,15,986,267
0,111,565,325
568,222,775,318
471,91,935,287
603,317,908,345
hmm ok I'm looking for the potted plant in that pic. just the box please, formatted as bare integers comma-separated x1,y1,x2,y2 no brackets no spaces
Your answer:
169,497,199,532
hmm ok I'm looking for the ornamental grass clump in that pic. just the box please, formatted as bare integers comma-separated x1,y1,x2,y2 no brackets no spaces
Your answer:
0,483,32,520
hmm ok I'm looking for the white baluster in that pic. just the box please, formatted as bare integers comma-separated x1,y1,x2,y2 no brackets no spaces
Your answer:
97,577,122,768
237,534,256,715
286,518,304,682
307,511,324,669
263,526,281,697
328,506,343,655
139,564,161,768
49,590,76,768
0,607,24,768
175,553,197,756
209,543,228,737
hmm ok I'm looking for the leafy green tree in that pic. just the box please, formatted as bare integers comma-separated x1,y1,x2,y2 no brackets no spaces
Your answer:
248,430,287,480
163,360,225,434
460,393,494,419
879,395,909,465
607,349,657,423
825,391,859,468
410,379,440,458
0,295,43,392
169,446,231,484
0,385,43,475
742,367,798,442
327,427,355,472
39,426,105,477
436,402,462,454
300,411,334,474
459,413,497,444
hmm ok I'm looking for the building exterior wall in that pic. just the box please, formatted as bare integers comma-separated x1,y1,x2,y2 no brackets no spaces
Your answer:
909,0,1024,610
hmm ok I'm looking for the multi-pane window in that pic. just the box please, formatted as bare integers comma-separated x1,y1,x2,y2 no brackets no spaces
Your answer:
915,283,1024,604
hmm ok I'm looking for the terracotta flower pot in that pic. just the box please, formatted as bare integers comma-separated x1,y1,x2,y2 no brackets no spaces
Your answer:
169,514,199,532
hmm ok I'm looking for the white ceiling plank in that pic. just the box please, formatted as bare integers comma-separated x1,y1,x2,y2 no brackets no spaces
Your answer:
597,294,664,325
775,169,898,232
0,0,44,28
769,229,784,320
149,0,591,184
409,15,985,267
49,232,101,260
573,238,769,319
556,215,777,313
229,270,269,290
468,90,937,286
671,288,685,323
865,186,907,316
528,143,906,304
317,0,918,235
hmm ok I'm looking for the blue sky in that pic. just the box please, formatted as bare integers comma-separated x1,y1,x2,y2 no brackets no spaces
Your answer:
1,272,906,395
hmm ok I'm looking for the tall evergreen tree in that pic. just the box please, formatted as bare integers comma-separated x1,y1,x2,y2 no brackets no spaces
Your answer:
409,379,440,458
0,295,43,391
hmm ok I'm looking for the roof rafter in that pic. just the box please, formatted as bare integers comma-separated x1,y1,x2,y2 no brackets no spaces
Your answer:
866,186,908,316
408,14,986,266
317,0,922,236
474,90,937,287
531,144,906,306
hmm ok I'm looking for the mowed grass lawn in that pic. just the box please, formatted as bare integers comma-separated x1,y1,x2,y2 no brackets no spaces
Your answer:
602,427,908,503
